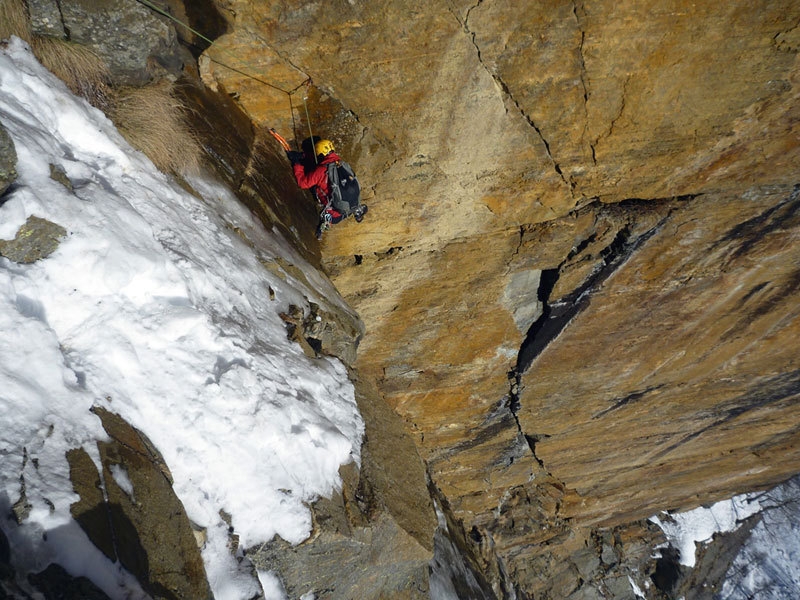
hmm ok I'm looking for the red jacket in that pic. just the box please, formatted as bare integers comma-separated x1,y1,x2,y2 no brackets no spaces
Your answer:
292,152,341,206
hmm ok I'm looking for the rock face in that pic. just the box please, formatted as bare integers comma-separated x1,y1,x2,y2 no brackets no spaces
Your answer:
251,376,437,599
0,408,211,599
201,0,800,596
0,215,67,263
518,187,800,525
0,120,16,196
9,0,798,596
56,0,184,84
68,408,212,600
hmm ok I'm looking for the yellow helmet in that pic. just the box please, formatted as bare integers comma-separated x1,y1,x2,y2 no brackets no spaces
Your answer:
314,139,335,157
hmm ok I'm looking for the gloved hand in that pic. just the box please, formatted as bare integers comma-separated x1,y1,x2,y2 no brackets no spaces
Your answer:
286,151,304,164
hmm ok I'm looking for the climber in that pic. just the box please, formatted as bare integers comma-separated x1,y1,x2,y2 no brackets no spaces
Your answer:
287,137,368,239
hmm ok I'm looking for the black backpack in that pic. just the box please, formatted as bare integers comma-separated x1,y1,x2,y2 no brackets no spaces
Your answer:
326,161,361,217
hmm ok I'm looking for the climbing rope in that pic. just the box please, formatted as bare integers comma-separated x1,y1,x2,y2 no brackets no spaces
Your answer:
134,0,313,148
302,94,317,163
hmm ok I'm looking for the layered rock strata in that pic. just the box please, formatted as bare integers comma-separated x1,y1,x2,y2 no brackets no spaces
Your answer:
6,0,800,596
201,0,800,595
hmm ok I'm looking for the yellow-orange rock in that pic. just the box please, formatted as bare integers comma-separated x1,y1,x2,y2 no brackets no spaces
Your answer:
202,0,800,594
519,188,800,525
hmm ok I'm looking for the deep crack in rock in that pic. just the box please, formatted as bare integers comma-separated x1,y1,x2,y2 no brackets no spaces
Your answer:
573,1,592,165
463,1,573,194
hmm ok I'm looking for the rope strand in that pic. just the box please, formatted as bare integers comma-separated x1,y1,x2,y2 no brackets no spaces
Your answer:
135,0,319,153
303,92,317,164
134,0,307,97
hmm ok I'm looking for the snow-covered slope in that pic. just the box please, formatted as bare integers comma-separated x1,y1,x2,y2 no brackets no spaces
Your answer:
720,477,800,599
651,476,800,599
0,37,362,599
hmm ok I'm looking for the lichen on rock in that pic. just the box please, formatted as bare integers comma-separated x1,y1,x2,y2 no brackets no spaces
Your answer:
0,120,17,197
0,215,67,264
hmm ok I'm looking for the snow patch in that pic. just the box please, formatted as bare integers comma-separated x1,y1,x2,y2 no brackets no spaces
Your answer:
0,37,363,600
650,494,762,567
109,464,135,502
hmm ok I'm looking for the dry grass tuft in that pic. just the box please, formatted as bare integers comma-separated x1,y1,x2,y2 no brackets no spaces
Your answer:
0,1,201,177
31,36,112,110
0,0,110,109
0,0,31,43
110,79,202,176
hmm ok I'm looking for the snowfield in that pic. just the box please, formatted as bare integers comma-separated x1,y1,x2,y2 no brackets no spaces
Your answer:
0,37,362,600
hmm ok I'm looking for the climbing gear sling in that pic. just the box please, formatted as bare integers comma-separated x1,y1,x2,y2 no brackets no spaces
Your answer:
269,128,291,151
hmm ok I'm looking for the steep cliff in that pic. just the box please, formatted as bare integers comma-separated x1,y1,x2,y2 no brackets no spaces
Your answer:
200,0,800,596
3,0,798,597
